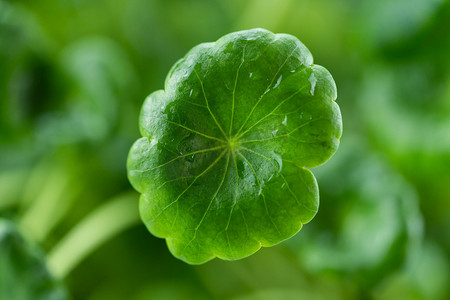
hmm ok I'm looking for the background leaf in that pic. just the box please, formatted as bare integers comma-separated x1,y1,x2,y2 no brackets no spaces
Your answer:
0,219,68,300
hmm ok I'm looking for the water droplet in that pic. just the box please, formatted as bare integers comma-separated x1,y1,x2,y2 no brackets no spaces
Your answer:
309,116,312,120
273,75,282,89
282,116,288,126
272,152,283,172
149,139,158,147
272,129,278,136
249,72,253,78
308,73,317,96
185,153,196,162
189,89,193,97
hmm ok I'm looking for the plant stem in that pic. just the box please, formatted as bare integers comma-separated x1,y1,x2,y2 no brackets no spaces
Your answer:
0,168,28,210
19,164,73,243
46,192,140,279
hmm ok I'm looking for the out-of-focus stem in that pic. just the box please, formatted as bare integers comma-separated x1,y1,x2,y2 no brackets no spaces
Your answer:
47,192,140,279
19,164,75,243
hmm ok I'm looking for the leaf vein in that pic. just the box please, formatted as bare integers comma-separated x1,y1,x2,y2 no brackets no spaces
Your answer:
235,44,300,137
150,149,228,222
236,81,310,139
237,151,283,239
145,116,225,142
183,151,231,251
230,41,248,136
193,68,229,140
240,117,326,144
239,147,316,213
130,145,226,173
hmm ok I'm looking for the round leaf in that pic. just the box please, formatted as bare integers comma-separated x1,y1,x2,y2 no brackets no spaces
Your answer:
128,28,342,264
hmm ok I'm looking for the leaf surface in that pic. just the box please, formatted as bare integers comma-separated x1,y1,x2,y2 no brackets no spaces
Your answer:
128,28,342,264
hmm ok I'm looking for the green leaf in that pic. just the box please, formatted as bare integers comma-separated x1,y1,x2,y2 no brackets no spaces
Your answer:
289,139,423,286
0,219,68,300
127,28,342,264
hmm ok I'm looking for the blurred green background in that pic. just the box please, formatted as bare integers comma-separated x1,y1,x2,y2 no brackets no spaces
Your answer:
1,0,449,299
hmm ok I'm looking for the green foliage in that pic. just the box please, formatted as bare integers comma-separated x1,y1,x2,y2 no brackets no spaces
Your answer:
128,28,342,264
1,0,450,299
289,139,423,287
0,219,67,300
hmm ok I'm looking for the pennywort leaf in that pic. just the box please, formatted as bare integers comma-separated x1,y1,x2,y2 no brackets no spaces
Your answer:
127,28,342,264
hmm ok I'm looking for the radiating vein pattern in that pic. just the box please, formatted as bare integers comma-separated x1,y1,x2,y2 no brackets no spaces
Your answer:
127,28,342,264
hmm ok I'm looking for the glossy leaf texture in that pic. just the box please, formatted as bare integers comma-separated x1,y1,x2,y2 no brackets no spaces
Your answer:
127,28,342,264
0,219,68,300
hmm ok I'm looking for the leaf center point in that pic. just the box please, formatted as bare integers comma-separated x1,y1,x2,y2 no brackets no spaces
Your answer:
227,137,240,152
